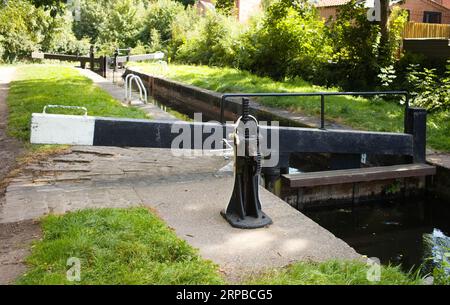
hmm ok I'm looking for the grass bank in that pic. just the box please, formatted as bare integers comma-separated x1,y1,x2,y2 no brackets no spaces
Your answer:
7,65,149,142
18,208,224,285
131,63,450,152
246,260,422,285
18,207,425,285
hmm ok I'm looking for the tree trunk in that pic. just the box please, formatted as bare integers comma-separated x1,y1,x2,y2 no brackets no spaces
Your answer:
380,0,389,44
379,0,390,64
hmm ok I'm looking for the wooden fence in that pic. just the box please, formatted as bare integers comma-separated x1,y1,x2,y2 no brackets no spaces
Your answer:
403,22,450,39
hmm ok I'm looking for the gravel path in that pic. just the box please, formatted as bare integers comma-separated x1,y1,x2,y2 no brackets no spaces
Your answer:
0,67,40,285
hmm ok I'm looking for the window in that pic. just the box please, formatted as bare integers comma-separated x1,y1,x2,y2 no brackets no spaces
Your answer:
423,11,442,24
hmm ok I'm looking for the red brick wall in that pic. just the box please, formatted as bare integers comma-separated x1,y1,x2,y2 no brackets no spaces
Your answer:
399,0,450,24
444,0,450,9
434,0,450,9
317,1,450,24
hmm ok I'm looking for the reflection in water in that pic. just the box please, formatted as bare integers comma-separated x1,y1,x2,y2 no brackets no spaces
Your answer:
304,196,450,273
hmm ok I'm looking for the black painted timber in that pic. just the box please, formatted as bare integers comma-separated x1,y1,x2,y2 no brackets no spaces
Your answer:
93,118,414,156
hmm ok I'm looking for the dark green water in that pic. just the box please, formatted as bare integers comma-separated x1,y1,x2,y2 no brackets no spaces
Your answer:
304,195,450,273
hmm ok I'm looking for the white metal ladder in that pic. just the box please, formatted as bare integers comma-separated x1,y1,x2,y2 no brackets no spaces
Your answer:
124,74,147,104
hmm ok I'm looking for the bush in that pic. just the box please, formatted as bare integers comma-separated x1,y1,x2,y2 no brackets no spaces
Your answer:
236,0,332,81
0,0,50,62
140,0,185,46
46,14,91,55
97,0,146,48
175,11,240,67
167,5,199,60
406,61,450,112
326,1,380,90
73,0,109,43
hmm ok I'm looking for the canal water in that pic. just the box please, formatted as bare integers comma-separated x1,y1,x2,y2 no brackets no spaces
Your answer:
304,195,450,273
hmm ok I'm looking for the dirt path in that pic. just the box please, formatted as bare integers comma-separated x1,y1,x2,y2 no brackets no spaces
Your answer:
0,67,41,285
0,67,24,189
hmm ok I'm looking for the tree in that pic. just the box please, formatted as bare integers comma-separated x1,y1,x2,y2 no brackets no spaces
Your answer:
379,0,390,64
237,0,332,81
98,0,143,48
215,0,235,15
0,0,50,62
31,0,66,16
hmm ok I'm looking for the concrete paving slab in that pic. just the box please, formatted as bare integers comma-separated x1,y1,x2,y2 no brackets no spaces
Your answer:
77,68,177,121
134,178,360,281
1,146,360,281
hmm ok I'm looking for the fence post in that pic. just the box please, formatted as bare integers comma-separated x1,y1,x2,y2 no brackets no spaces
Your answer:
405,107,427,163
102,56,108,78
89,45,95,70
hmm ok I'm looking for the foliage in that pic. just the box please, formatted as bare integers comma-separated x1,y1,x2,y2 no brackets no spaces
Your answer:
167,4,199,60
326,1,408,90
175,0,195,6
175,11,240,67
72,0,109,43
378,65,397,88
215,0,235,15
406,61,450,112
385,6,408,65
46,13,91,55
97,0,145,48
140,0,185,48
0,0,92,62
17,208,224,284
246,260,423,285
236,0,332,82
7,65,148,141
326,0,380,90
0,0,49,62
31,0,66,17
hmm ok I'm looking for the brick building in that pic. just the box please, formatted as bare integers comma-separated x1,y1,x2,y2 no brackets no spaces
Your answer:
316,0,450,24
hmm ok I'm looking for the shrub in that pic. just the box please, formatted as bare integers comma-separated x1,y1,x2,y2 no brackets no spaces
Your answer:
73,0,109,43
167,5,199,60
140,0,185,46
215,0,236,15
46,14,91,55
236,0,332,81
326,1,380,90
406,61,450,112
0,0,50,62
97,0,146,48
175,11,240,67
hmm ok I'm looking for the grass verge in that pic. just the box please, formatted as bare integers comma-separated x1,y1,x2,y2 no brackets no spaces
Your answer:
246,260,423,285
131,63,450,152
17,208,225,285
7,65,149,142
18,207,427,285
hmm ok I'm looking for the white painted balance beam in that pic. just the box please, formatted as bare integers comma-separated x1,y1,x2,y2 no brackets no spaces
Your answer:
31,113,96,146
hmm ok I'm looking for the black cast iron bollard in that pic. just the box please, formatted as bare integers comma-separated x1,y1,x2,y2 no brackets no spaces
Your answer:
221,98,273,229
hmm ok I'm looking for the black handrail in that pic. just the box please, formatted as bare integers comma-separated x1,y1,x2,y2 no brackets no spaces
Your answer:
220,91,410,130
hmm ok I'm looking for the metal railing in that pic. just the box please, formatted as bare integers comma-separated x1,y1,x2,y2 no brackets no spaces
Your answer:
125,74,148,104
43,105,88,116
220,91,410,130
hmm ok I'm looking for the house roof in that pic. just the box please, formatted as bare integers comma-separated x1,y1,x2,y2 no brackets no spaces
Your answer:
314,0,350,7
315,0,449,11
